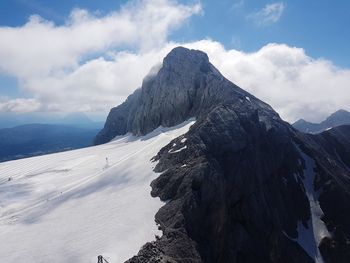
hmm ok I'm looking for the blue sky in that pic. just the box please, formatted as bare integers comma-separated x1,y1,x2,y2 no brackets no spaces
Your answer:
0,0,349,122
1,0,349,66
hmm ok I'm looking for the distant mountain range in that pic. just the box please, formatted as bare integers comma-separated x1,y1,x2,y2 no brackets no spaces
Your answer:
0,123,101,162
293,109,350,133
0,111,104,129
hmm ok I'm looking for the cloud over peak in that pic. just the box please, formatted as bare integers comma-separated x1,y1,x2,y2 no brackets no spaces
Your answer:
0,0,349,124
0,0,201,113
185,40,350,122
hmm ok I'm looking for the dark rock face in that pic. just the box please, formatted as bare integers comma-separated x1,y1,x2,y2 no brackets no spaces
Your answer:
94,47,272,144
94,89,141,145
97,46,350,262
151,107,310,263
127,113,350,263
127,104,316,263
293,110,350,134
307,126,350,263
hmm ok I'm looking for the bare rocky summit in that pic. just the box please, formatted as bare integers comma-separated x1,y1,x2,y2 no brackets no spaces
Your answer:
94,47,273,144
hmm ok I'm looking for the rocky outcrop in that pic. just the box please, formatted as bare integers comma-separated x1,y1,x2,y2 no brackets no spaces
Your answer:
127,108,350,263
97,46,350,262
94,47,273,144
305,125,350,263
127,102,315,262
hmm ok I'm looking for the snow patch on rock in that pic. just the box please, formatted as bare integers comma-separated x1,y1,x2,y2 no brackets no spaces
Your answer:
295,145,330,263
169,145,187,154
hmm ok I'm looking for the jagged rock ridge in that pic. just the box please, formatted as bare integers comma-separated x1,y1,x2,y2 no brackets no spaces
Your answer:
96,47,350,263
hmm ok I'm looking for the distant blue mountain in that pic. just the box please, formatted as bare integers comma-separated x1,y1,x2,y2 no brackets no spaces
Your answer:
60,112,105,129
293,109,350,133
0,123,100,162
0,112,105,129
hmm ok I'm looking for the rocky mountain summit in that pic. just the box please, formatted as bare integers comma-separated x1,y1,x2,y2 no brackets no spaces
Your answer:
96,47,350,263
94,47,273,144
293,109,350,134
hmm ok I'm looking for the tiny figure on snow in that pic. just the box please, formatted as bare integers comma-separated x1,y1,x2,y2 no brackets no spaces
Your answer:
103,157,110,170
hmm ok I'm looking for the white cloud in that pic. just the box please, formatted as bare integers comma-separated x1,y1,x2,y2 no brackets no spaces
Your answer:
248,2,285,26
0,98,42,113
183,40,350,122
0,0,201,113
0,1,349,123
24,48,173,112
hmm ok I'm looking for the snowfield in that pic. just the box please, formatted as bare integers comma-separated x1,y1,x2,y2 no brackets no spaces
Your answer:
0,120,194,263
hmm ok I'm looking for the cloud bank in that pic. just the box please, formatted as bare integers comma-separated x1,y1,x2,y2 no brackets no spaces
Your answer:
0,98,42,113
0,0,201,112
0,0,349,123
184,40,350,122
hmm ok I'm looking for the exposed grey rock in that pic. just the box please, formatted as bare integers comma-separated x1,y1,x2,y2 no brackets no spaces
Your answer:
293,109,350,134
94,89,141,144
129,106,350,263
96,46,350,262
94,47,275,144
134,103,315,263
306,125,350,263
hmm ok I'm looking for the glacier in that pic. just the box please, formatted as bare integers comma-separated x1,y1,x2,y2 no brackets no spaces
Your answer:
0,120,195,263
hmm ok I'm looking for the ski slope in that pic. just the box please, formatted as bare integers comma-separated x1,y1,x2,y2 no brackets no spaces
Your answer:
0,120,194,263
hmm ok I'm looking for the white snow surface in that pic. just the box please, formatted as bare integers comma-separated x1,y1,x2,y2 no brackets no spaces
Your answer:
295,145,330,263
0,119,195,263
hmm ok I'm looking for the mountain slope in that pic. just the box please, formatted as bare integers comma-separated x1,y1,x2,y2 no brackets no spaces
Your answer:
2,47,350,263
94,47,350,263
0,120,194,263
0,124,100,162
293,110,350,133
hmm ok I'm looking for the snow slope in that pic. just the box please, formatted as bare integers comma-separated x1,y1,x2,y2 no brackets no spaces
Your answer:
0,119,195,263
295,145,330,263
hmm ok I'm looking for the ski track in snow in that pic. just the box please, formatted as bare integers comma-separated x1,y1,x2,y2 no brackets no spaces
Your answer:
0,119,195,263
295,145,330,263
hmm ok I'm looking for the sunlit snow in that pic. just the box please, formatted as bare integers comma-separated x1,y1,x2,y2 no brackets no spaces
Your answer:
0,120,195,263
